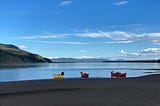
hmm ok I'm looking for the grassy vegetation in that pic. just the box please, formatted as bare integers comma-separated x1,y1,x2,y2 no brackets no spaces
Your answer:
0,43,52,63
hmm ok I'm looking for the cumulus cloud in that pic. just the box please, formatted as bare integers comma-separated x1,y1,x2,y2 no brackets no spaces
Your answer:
114,1,128,6
120,50,127,55
120,48,160,59
59,0,73,6
77,55,101,59
47,56,59,59
120,50,140,57
153,40,160,45
139,48,160,54
18,45,27,49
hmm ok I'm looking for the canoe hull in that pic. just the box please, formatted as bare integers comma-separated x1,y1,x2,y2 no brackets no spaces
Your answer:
53,75,64,79
81,74,89,78
111,73,126,78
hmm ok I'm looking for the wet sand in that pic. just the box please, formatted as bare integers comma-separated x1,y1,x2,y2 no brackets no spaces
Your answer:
0,74,160,106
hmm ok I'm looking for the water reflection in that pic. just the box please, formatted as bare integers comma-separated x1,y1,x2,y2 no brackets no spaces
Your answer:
0,63,51,69
0,62,159,82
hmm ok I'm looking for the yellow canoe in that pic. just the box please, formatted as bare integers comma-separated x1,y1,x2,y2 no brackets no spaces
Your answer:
53,74,64,79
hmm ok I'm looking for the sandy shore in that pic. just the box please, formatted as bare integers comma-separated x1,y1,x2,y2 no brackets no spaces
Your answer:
0,74,160,106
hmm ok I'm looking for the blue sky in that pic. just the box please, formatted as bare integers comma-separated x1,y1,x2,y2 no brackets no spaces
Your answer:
0,0,160,60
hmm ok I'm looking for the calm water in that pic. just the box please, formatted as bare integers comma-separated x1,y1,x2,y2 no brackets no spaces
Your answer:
0,62,160,82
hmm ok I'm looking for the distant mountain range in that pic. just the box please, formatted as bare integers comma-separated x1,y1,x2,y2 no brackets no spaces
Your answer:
51,58,160,63
0,43,52,63
51,58,110,63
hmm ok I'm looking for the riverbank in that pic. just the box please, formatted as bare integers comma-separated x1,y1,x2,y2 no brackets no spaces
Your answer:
0,74,160,106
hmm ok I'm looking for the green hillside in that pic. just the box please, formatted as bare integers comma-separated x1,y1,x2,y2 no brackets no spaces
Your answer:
0,43,52,63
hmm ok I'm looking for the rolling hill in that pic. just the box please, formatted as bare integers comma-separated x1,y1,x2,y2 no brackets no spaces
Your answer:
0,43,52,63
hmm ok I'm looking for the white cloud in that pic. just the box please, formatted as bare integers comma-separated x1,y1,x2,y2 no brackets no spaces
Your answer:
78,55,98,59
114,1,128,6
74,31,160,44
120,50,127,55
47,56,59,59
105,40,133,44
75,31,134,41
22,32,71,39
153,40,160,45
75,31,111,38
129,52,140,56
139,48,160,54
119,50,140,59
22,31,160,45
76,55,109,59
18,45,27,49
22,35,58,39
148,32,160,37
119,48,160,59
59,0,73,6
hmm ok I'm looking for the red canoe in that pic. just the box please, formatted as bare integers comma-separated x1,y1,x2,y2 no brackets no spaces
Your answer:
80,72,89,78
111,71,127,78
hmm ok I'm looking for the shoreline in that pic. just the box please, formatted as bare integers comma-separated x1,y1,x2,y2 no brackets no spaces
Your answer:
0,74,159,94
0,74,160,106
